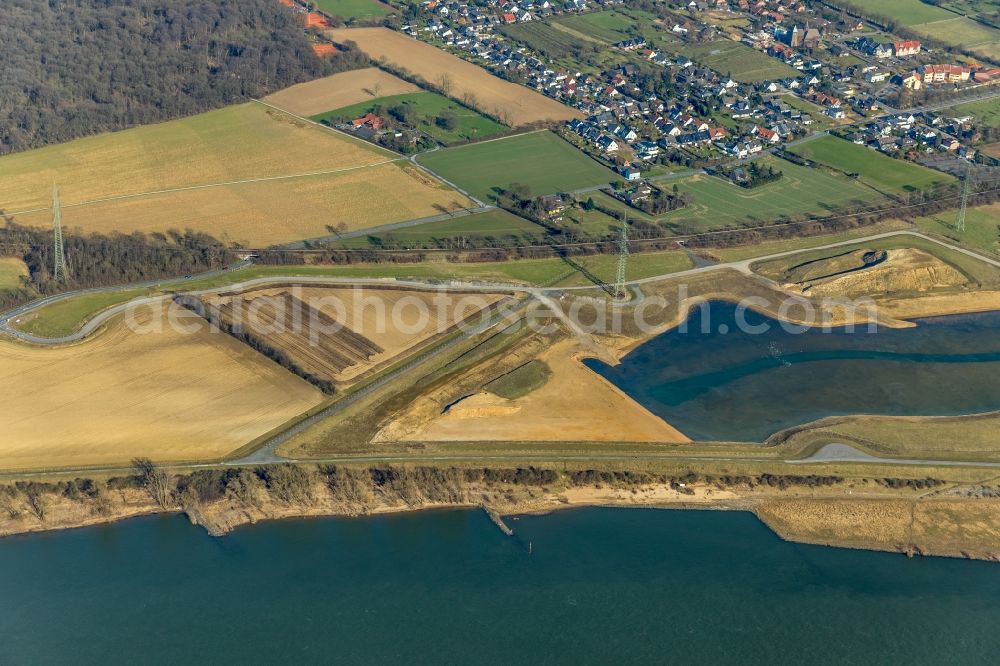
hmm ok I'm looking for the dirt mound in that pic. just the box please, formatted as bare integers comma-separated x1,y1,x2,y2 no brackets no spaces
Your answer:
792,249,968,298
442,392,521,418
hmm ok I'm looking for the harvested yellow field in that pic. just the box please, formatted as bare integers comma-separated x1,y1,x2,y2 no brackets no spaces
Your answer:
12,163,472,246
382,339,689,443
0,304,324,471
206,286,502,382
263,67,420,116
328,28,581,126
0,102,390,213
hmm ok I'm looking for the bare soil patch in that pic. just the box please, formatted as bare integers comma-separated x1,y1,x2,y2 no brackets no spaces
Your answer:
205,286,502,384
385,338,689,443
786,248,968,298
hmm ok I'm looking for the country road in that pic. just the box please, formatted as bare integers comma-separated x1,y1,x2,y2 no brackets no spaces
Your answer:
3,229,998,346
4,446,997,481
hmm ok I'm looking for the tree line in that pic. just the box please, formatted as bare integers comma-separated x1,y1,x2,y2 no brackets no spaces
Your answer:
1,459,955,528
0,0,335,155
0,222,236,307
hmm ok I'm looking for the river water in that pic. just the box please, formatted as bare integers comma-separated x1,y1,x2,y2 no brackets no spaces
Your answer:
1,508,997,663
584,302,1000,441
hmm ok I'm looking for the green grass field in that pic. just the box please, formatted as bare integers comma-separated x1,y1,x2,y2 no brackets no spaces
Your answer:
781,95,837,129
707,220,912,262
13,288,157,338
563,205,622,237
843,0,954,25
678,40,798,83
571,249,693,285
661,160,884,231
911,17,1000,60
418,131,617,201
485,360,552,399
336,209,545,248
0,258,28,290
312,91,506,145
914,204,1000,255
312,0,391,20
501,22,591,59
586,156,884,233
848,0,1000,59
552,10,641,42
789,135,954,194
940,0,1000,24
948,96,1000,128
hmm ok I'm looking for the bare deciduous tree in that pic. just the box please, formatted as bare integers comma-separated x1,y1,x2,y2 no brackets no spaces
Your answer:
438,73,454,95
132,457,172,509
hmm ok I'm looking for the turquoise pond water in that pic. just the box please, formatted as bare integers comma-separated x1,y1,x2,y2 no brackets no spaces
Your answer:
584,302,1000,441
0,508,998,664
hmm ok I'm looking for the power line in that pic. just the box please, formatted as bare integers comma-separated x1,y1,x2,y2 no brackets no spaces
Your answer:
956,163,973,234
615,211,629,300
52,185,69,282
260,184,1000,256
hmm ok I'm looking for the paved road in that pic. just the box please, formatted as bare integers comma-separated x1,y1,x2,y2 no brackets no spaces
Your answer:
4,229,997,346
6,445,998,481
0,260,254,345
790,443,1000,468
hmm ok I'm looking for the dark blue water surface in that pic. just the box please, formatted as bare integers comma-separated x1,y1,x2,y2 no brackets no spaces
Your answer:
0,508,998,664
584,302,1000,441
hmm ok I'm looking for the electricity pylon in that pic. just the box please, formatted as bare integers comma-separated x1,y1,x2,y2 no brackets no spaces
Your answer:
52,185,69,282
615,211,629,300
956,163,972,234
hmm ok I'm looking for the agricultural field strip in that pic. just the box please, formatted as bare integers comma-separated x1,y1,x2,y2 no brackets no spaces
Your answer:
4,160,402,217
3,97,496,219
5,230,998,346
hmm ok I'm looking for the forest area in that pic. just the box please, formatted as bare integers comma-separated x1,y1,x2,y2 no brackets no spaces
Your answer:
0,0,333,154
0,223,235,309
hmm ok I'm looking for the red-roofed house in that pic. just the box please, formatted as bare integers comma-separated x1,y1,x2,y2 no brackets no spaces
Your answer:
708,127,728,140
502,12,517,24
974,67,1000,82
919,63,971,84
893,40,920,57
755,127,780,143
352,113,383,130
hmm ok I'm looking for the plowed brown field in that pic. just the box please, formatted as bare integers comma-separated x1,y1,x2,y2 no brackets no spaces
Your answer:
206,286,503,383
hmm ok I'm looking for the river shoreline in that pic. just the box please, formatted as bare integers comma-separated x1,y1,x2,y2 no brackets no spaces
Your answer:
3,471,998,562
